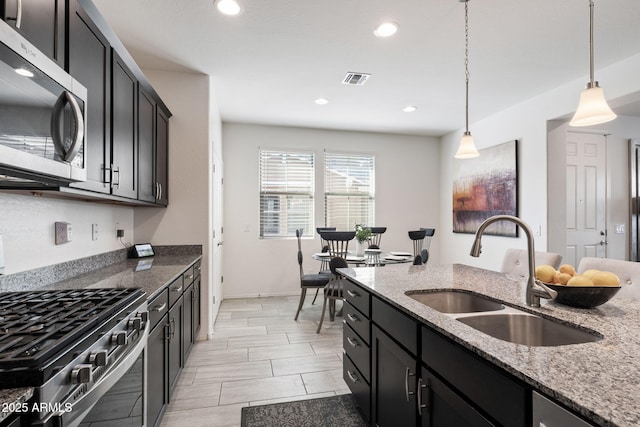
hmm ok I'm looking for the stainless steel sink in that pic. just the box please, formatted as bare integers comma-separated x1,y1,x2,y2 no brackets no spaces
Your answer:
458,313,602,346
405,290,504,313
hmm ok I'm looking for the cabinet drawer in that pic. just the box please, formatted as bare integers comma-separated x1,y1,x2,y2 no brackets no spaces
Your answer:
168,276,185,307
343,323,370,383
183,266,196,285
149,289,168,329
344,301,370,345
422,327,527,427
344,353,371,423
532,392,594,427
344,280,370,317
372,296,417,355
194,260,202,278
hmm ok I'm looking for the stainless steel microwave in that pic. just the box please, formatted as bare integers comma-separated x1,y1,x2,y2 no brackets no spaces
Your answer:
0,19,87,186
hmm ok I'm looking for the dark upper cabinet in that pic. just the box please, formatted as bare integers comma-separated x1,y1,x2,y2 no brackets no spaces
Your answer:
138,86,169,205
138,87,155,202
1,0,65,66
111,50,137,199
67,0,111,194
155,106,169,206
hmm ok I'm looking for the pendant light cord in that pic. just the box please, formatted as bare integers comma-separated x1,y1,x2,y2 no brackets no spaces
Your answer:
588,0,595,86
464,0,470,133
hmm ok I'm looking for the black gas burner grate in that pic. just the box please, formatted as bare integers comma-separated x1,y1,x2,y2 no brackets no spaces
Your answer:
0,288,145,369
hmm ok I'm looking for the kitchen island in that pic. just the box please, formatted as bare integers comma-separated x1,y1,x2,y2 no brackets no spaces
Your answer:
338,262,640,427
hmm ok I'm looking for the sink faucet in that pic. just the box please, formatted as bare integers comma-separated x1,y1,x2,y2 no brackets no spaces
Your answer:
469,215,557,307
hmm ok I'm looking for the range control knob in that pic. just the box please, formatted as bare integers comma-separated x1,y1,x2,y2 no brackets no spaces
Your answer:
138,311,149,323
128,316,143,331
71,364,93,384
111,331,128,346
89,350,108,367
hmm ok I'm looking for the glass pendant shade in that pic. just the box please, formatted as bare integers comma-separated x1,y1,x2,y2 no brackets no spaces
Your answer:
455,132,479,159
569,83,617,126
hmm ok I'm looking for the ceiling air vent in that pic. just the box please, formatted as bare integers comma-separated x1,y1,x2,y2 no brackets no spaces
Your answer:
342,72,370,86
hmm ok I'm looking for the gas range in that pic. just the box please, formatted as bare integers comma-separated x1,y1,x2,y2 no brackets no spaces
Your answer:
0,288,148,426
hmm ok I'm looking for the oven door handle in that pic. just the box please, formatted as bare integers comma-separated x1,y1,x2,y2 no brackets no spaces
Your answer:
46,322,148,427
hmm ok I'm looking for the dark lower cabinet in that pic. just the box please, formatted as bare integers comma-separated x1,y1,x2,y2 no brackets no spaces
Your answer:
1,0,65,66
183,283,194,358
192,274,201,338
167,295,183,394
371,326,417,427
147,319,167,427
420,368,494,427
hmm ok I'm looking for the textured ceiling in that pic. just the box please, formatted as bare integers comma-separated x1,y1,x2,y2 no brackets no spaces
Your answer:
93,0,640,136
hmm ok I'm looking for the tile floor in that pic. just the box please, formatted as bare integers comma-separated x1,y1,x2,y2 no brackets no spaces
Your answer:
159,294,347,427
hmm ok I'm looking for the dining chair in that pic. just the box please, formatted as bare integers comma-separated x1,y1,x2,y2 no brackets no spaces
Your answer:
294,229,331,321
313,227,336,304
368,227,387,249
408,229,427,258
320,231,356,257
500,248,562,278
317,256,348,333
577,257,640,299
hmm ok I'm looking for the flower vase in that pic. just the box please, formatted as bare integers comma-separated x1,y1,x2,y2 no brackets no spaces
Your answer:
355,240,366,256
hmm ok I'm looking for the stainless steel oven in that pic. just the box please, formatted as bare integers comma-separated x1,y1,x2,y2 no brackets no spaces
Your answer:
0,18,87,186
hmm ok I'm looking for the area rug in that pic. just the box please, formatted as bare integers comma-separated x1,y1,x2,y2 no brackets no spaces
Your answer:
241,394,367,427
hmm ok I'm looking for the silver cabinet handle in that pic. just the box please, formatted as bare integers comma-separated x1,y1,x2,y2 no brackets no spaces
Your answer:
159,183,162,200
346,337,358,348
417,377,428,416
346,290,359,298
171,285,183,293
186,274,194,280
347,370,359,383
405,368,415,402
16,0,22,29
346,313,358,322
152,302,167,312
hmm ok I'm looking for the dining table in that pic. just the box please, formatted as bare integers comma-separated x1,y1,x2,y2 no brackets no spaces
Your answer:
312,249,415,266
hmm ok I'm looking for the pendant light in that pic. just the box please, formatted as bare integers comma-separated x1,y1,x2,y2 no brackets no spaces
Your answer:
569,0,616,127
455,0,479,159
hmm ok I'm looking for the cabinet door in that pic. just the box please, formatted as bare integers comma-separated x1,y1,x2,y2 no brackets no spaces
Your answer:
167,297,183,394
111,50,137,199
372,326,417,427
147,320,167,427
183,283,194,359
193,275,201,338
138,87,155,202
155,107,169,205
1,0,64,66
67,0,111,193
420,367,494,427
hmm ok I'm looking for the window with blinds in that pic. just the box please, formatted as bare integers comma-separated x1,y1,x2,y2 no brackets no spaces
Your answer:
259,149,314,238
324,152,375,230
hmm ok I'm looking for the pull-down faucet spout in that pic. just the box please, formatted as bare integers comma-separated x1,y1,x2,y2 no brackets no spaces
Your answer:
469,215,557,307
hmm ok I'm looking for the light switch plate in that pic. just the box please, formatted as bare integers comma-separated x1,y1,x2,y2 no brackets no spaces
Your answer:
92,224,99,241
0,234,5,275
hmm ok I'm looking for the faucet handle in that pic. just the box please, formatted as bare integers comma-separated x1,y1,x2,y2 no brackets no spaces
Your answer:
533,279,558,300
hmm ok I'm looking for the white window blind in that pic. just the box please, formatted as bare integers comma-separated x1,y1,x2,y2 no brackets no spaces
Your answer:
259,149,314,238
324,152,375,230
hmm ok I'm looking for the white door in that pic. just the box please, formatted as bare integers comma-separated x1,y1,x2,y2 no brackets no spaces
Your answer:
565,132,607,267
211,150,224,334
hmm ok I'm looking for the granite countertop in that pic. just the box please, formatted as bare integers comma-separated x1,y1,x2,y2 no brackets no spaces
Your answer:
0,248,202,422
339,263,640,427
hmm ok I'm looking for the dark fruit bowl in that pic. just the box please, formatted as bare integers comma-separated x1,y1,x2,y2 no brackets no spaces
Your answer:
545,283,621,308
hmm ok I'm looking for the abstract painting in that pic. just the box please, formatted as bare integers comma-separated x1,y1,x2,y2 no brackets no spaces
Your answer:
452,140,518,236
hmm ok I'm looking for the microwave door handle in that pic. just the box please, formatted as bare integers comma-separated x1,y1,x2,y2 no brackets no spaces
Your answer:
50,91,84,162
16,0,22,29
65,92,84,162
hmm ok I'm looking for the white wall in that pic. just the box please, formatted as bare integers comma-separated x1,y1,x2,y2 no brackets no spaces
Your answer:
440,53,640,271
134,69,216,339
0,192,133,274
222,123,440,298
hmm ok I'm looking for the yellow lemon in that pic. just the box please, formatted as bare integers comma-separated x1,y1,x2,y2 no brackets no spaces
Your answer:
554,272,572,285
558,264,577,276
567,275,594,287
582,269,600,278
535,265,556,283
591,271,620,287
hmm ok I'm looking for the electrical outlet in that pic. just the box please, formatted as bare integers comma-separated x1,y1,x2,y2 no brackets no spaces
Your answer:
92,224,99,241
55,222,72,245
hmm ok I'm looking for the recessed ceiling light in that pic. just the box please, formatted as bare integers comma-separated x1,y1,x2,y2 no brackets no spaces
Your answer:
15,68,34,78
374,22,399,38
215,0,242,16
403,106,417,113
314,98,329,105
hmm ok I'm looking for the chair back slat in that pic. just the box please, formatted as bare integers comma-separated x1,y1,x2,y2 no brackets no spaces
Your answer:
320,231,356,257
